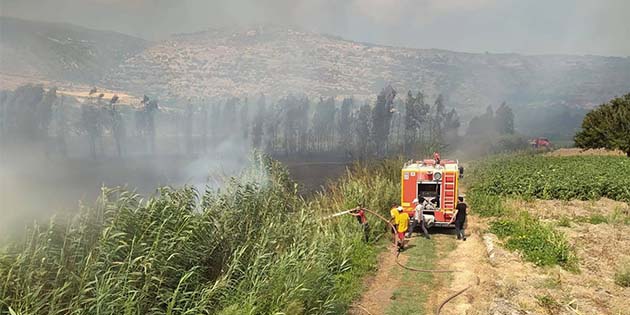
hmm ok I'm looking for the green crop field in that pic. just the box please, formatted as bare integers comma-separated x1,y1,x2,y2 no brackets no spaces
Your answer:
462,154,630,270
0,155,401,315
469,155,630,202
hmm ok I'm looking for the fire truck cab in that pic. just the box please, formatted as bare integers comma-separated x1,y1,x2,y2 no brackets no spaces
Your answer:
401,158,463,228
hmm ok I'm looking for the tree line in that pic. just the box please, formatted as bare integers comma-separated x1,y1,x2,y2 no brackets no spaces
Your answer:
0,83,463,160
466,102,515,136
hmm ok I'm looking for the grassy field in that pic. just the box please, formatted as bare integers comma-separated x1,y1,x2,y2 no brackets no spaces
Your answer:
0,155,402,315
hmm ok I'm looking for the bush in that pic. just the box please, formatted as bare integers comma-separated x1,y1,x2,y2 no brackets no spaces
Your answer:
588,213,608,225
490,212,578,271
467,190,509,217
614,261,630,287
536,294,561,313
557,216,572,227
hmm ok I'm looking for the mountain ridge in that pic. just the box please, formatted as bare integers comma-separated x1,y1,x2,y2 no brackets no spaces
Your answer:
1,18,629,119
105,25,630,118
0,16,148,84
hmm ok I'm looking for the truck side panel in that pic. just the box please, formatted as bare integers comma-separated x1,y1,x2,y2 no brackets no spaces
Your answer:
401,169,417,208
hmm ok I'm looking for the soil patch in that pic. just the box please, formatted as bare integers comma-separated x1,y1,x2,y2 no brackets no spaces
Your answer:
349,245,408,315
352,198,630,315
428,216,498,315
428,197,630,315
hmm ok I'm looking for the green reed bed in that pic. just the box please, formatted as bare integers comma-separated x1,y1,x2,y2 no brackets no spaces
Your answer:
1,155,401,315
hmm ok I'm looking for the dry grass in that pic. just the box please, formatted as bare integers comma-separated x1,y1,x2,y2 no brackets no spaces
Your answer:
464,198,630,315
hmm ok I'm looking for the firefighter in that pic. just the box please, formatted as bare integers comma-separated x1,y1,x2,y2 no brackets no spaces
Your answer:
350,206,370,242
408,198,430,239
395,206,409,251
433,151,441,164
390,203,399,234
449,201,467,241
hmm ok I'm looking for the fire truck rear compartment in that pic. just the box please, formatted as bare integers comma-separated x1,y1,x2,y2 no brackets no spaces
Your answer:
418,182,439,198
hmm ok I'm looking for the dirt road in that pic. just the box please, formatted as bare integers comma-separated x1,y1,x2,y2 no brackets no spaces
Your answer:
350,233,458,315
350,198,630,315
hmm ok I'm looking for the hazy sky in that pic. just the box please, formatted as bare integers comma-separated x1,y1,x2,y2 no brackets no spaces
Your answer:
1,0,629,56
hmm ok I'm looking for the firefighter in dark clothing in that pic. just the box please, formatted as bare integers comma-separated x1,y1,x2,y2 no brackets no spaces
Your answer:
449,201,467,241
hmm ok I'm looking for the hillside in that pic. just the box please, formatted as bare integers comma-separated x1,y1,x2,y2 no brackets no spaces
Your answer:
0,16,147,84
103,25,630,117
2,20,629,119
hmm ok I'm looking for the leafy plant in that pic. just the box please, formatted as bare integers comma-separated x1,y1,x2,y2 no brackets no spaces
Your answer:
536,294,561,313
467,190,509,217
588,213,608,225
557,216,572,227
490,212,578,271
614,261,630,287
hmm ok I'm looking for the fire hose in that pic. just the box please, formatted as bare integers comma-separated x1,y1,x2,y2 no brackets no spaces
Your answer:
324,208,480,315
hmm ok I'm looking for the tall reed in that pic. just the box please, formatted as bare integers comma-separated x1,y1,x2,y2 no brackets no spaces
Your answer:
1,154,401,314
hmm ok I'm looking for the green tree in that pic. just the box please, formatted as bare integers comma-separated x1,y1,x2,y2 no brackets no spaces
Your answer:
109,96,126,157
574,93,630,157
337,97,354,148
467,105,495,136
199,102,209,153
371,85,396,156
311,97,336,152
442,108,460,145
355,102,372,157
403,91,430,154
251,94,266,149
495,102,515,134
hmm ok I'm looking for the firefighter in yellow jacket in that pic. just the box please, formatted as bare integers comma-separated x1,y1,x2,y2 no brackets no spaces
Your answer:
389,204,399,234
395,206,409,251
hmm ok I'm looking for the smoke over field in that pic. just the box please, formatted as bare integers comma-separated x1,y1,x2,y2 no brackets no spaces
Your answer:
0,151,254,238
1,2,629,314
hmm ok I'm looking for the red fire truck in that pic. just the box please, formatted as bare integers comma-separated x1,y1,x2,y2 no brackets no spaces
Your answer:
529,137,552,149
400,157,464,228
